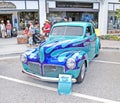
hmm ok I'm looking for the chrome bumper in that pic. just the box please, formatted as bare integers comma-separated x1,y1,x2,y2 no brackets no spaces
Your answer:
22,69,77,83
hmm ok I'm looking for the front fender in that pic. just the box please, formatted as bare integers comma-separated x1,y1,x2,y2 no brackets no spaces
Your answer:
25,48,39,63
65,51,89,78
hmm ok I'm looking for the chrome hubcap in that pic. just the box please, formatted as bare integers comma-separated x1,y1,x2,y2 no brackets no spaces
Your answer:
81,63,86,79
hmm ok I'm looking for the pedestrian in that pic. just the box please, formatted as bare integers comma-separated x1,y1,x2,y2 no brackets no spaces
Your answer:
43,19,51,37
0,24,1,38
28,21,35,47
23,26,29,36
6,20,12,37
33,24,40,44
63,16,69,22
0,20,6,38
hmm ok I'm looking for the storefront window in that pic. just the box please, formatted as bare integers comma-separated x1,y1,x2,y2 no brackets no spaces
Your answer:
108,15,119,30
47,12,64,25
19,12,38,30
47,12,98,28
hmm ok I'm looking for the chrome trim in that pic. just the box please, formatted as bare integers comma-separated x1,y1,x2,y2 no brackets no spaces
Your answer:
22,69,77,83
43,64,65,72
28,61,41,66
27,61,41,75
43,64,65,77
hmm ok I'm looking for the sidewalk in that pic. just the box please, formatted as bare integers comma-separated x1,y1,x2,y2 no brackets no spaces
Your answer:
0,37,28,55
101,39,120,50
0,37,120,56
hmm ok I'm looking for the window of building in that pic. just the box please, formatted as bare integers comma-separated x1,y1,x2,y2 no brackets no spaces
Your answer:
18,12,38,30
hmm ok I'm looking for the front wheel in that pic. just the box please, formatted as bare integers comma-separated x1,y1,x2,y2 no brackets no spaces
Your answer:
76,62,86,83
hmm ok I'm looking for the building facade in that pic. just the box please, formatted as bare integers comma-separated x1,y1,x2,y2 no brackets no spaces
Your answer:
0,0,120,35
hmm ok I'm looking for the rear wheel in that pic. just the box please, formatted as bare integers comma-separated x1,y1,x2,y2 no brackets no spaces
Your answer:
77,62,86,83
95,43,101,57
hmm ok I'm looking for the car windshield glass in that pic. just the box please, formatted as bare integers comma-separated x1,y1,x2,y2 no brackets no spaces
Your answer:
51,26,83,36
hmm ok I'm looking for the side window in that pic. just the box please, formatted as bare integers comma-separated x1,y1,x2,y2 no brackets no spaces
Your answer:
92,26,95,34
86,26,92,37
92,26,97,37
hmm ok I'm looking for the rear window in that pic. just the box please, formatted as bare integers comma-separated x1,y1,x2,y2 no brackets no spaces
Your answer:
51,26,83,36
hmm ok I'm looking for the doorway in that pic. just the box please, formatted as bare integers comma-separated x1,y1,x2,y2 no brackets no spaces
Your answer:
0,14,12,25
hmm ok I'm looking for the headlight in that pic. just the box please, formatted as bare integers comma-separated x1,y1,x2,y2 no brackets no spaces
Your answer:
20,54,27,63
66,58,76,70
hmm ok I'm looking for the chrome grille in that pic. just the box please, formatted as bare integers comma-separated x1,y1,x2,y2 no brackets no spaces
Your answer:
43,65,64,77
27,62,41,75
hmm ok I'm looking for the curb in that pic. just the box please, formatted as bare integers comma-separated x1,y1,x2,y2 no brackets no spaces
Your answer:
0,52,23,57
101,47,120,50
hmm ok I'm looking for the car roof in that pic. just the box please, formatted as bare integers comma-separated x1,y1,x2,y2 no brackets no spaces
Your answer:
52,21,93,27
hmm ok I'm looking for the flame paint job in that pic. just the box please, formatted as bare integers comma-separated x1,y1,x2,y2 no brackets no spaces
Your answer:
21,22,100,81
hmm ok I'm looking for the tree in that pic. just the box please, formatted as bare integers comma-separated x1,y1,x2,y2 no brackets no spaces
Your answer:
115,9,120,20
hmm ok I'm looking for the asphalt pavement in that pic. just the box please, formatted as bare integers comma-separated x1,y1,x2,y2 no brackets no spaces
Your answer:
0,37,120,103
0,46,120,103
0,37,120,56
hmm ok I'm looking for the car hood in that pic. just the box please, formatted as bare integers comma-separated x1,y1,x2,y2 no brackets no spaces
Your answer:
39,36,89,64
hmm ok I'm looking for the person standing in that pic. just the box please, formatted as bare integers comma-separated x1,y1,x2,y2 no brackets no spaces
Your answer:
0,24,1,38
6,20,12,37
0,20,6,38
33,24,40,44
23,26,29,36
63,16,69,22
43,20,51,37
28,21,35,47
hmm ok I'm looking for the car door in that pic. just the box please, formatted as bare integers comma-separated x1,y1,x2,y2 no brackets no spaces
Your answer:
85,25,96,61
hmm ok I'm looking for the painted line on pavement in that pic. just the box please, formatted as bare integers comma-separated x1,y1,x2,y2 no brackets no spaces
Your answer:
0,75,119,103
92,60,120,65
0,56,20,61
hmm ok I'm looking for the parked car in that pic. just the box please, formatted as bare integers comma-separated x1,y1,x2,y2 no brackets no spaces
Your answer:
21,21,100,83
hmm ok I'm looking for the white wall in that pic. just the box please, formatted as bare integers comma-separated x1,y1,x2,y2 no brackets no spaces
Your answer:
98,0,109,35
10,1,25,9
114,4,120,11
26,1,38,9
5,1,39,10
48,0,99,2
93,2,99,9
47,1,56,8
108,0,118,2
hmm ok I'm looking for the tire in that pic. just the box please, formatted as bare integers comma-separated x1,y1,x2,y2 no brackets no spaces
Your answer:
76,62,86,83
95,43,101,57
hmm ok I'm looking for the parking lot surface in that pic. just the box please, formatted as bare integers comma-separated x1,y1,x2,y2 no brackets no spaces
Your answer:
0,49,120,103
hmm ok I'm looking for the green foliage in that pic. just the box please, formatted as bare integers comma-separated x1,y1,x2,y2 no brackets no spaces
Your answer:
101,35,120,41
115,9,120,20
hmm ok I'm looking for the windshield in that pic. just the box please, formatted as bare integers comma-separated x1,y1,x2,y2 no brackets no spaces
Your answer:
51,26,83,36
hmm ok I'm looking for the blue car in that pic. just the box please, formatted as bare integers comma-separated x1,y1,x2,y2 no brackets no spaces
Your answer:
21,22,100,83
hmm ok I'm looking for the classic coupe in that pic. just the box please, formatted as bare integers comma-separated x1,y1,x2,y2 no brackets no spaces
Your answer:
21,21,100,83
